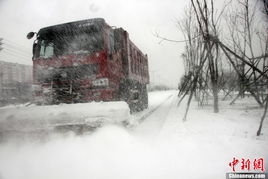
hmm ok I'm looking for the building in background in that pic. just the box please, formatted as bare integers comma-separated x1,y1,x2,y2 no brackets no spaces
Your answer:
0,61,32,105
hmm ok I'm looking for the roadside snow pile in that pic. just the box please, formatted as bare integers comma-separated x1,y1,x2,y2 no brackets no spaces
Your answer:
0,101,130,132
0,90,267,179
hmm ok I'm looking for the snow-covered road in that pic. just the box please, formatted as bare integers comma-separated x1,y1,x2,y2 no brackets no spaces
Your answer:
0,90,267,179
133,90,176,138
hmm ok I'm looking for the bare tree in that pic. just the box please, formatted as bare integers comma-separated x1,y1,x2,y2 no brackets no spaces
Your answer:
177,0,225,121
223,0,268,107
178,0,267,135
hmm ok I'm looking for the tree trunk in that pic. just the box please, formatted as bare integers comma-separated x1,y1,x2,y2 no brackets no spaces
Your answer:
257,95,268,136
212,81,219,113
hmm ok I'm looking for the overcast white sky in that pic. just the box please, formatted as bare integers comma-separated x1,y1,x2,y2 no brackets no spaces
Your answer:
0,0,266,88
0,0,190,87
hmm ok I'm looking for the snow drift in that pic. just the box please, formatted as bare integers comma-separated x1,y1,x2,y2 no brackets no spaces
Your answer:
0,101,130,132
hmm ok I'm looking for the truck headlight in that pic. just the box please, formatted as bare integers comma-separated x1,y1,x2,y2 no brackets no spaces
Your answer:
92,78,109,87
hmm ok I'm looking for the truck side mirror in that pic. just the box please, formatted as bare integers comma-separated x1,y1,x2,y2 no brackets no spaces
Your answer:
27,32,35,39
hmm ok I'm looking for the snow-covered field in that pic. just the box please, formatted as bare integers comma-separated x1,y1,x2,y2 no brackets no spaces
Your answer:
0,90,267,179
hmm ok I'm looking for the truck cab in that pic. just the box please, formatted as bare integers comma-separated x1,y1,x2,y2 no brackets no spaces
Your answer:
28,18,149,111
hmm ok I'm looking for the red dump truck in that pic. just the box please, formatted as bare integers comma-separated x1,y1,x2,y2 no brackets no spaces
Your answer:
27,18,149,111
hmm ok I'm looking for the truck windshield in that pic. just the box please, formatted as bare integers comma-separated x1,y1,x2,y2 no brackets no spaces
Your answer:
36,31,104,58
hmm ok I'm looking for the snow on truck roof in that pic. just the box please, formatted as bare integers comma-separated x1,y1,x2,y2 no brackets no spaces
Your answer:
36,18,148,57
37,18,106,37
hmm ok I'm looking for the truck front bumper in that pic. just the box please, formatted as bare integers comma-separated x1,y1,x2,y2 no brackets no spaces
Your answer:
33,87,118,104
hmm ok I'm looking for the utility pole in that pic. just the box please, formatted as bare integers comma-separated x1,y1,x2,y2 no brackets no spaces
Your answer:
0,38,2,101
0,38,3,51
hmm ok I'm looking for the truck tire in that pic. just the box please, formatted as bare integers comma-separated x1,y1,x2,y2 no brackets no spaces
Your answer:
119,80,148,112
119,80,135,112
134,83,147,112
119,80,129,102
141,84,148,109
130,83,141,112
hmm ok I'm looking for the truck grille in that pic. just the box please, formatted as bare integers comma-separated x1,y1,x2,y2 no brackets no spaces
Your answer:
37,64,98,83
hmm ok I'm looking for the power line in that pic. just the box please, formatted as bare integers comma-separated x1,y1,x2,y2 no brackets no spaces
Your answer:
0,37,32,63
3,39,31,51
3,42,31,55
0,50,31,63
1,48,32,60
2,46,32,59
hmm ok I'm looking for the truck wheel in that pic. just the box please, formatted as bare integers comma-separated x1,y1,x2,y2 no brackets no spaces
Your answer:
119,81,147,112
119,80,129,102
131,84,141,112
133,84,147,112
141,84,148,109
119,80,135,112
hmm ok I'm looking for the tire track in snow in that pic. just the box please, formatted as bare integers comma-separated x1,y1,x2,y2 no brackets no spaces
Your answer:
132,92,178,138
138,94,174,122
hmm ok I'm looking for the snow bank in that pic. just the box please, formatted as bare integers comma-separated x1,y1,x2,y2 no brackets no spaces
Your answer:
0,90,267,179
0,101,130,132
